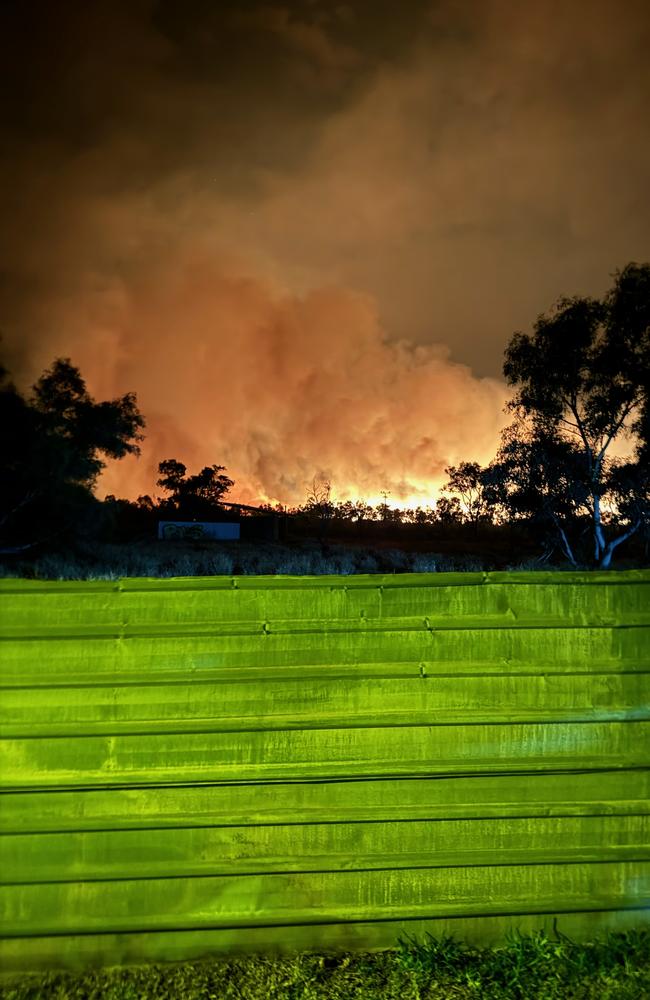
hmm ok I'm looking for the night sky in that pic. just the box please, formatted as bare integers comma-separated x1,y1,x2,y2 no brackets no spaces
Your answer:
2,0,649,508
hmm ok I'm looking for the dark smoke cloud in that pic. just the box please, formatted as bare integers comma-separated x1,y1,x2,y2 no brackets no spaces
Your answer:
1,0,646,505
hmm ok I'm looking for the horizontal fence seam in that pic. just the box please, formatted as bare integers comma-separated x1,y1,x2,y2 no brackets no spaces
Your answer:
1,569,649,973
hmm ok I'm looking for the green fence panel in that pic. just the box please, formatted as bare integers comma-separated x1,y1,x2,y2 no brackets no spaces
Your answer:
1,570,649,977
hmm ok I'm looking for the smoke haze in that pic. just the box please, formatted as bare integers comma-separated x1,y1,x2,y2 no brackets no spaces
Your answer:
1,0,648,505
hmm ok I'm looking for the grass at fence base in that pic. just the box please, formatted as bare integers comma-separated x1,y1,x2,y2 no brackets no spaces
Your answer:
1,928,648,1000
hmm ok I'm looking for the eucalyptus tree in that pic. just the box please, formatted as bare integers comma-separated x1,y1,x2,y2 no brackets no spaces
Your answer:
485,262,649,568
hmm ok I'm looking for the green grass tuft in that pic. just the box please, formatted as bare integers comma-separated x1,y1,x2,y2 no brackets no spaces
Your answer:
1,928,648,999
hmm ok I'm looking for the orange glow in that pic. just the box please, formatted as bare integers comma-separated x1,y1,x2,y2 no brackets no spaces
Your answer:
90,251,511,508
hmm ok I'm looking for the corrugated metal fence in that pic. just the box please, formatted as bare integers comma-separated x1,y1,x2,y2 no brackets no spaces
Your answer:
1,569,649,977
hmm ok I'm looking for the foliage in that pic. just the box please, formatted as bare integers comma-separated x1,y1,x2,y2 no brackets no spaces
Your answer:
101,495,158,543
486,261,650,568
31,359,144,482
480,416,596,564
440,461,493,527
0,358,145,553
155,458,234,518
302,477,334,518
0,538,518,580
401,505,437,525
434,494,464,524
300,476,334,543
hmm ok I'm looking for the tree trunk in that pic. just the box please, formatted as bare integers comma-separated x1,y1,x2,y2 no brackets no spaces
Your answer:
592,493,607,564
598,519,641,569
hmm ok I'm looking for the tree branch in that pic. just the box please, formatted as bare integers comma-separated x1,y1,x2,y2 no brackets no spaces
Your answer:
596,396,640,464
566,394,594,475
549,510,577,566
0,490,38,529
599,519,642,568
558,415,582,437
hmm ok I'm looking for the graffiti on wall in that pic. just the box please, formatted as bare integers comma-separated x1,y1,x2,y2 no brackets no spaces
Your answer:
162,523,207,541
157,520,240,541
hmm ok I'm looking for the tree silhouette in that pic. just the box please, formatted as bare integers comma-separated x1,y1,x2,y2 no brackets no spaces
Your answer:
156,459,234,517
481,416,594,564
434,495,464,525
486,262,649,568
0,358,145,552
440,461,492,530
302,476,333,545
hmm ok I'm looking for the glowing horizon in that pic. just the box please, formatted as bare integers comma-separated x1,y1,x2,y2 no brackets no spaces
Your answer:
233,489,443,513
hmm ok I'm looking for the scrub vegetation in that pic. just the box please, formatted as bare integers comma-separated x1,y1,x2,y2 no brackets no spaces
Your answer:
2,534,648,583
0,518,646,581
1,927,648,999
0,538,458,580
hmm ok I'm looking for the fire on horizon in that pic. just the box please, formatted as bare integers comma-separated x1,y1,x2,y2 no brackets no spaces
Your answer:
1,0,648,509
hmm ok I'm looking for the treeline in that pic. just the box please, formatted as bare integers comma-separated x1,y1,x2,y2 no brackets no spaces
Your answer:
112,462,471,527
1,262,649,570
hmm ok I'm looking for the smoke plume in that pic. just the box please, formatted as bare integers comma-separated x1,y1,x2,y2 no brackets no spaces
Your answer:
1,0,647,505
